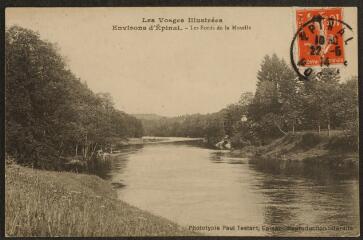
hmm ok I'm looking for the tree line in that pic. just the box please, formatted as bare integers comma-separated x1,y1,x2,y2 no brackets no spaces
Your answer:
140,54,358,149
5,26,143,170
6,25,358,170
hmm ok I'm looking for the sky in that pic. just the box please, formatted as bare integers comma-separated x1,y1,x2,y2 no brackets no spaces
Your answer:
5,7,358,117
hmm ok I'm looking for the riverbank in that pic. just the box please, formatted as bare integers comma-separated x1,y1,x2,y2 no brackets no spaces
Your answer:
234,132,359,171
5,163,199,237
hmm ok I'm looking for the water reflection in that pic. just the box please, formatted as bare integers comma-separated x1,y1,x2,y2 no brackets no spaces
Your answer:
246,158,359,236
209,151,249,165
102,142,359,236
104,145,143,188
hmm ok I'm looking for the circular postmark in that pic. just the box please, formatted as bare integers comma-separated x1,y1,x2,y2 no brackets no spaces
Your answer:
290,8,355,81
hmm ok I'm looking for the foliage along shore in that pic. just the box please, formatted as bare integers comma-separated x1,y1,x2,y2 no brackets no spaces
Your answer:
232,131,358,174
6,26,143,171
5,162,199,237
136,54,358,158
6,25,358,174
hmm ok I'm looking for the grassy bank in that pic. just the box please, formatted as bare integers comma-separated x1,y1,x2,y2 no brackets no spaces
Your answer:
245,131,358,171
5,164,198,237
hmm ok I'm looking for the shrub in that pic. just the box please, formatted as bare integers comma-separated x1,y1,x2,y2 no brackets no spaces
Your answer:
230,133,252,148
328,134,358,152
299,133,321,149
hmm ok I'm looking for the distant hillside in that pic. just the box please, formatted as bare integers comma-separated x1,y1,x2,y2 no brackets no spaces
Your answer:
132,111,224,141
132,114,166,121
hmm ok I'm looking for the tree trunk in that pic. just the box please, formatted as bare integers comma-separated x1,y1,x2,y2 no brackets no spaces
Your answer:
327,112,331,136
327,120,331,137
58,141,64,160
90,143,98,160
318,122,321,135
83,145,87,160
292,120,295,135
83,134,88,160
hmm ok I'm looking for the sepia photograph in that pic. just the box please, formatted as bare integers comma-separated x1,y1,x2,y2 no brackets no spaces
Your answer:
4,5,360,237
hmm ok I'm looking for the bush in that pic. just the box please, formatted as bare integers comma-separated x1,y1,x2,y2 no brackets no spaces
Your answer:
299,133,321,149
230,133,251,148
328,134,358,152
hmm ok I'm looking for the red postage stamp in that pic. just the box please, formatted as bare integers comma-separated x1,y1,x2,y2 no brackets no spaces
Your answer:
296,8,345,67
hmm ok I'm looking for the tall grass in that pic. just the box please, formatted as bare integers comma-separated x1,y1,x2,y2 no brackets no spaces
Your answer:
5,164,197,237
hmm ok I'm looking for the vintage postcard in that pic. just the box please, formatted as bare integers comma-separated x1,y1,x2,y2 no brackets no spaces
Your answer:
4,6,359,237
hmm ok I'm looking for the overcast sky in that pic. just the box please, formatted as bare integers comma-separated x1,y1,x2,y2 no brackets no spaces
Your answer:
6,7,357,117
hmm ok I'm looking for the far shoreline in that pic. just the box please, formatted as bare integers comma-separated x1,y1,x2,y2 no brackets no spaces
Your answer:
117,136,204,147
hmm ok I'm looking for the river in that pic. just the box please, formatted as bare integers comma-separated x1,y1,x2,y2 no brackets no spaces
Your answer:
102,139,359,237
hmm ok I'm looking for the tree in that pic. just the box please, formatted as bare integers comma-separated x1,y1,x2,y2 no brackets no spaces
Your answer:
336,76,358,135
248,54,299,139
5,26,144,170
300,68,341,135
238,92,254,107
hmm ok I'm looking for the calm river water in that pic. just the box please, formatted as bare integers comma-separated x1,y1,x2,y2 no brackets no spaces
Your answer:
103,139,359,237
